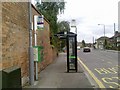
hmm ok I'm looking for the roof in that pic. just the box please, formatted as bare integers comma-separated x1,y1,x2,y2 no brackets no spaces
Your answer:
97,36,109,41
109,31,120,39
56,31,76,35
54,31,77,39
114,32,120,37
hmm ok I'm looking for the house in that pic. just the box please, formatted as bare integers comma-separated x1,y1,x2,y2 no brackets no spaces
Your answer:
109,31,120,48
114,31,120,47
96,36,109,49
86,43,92,47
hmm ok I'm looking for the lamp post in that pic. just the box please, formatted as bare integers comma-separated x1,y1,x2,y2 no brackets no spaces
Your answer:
98,24,105,38
98,24,105,50
29,0,34,85
114,23,116,47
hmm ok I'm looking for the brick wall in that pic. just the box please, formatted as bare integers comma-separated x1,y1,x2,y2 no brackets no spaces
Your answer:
2,2,29,76
2,2,57,86
32,5,58,72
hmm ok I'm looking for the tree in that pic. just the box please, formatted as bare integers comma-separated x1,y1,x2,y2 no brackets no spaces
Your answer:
36,2,65,48
57,21,70,32
82,40,86,47
104,39,107,49
104,39,113,49
56,21,70,51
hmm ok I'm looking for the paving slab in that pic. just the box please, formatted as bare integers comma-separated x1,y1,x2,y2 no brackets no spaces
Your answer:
25,53,94,89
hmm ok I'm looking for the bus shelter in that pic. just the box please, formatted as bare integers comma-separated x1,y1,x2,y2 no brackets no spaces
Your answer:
55,31,77,72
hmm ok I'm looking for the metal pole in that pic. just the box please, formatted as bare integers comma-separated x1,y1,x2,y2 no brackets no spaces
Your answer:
75,26,77,34
34,20,38,81
66,35,69,72
75,34,77,72
104,25,105,37
98,24,106,50
114,23,116,34
93,37,94,48
104,25,105,50
28,0,34,85
103,24,105,50
35,61,38,80
114,23,116,47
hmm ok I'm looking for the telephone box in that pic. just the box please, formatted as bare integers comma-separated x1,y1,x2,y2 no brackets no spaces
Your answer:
55,31,77,72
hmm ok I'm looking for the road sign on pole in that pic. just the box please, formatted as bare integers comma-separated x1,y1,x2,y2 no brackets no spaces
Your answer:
34,15,44,30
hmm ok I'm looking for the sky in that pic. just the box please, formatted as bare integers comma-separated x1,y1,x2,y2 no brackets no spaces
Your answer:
57,0,120,43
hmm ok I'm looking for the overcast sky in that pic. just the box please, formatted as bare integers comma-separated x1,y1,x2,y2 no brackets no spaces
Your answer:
57,0,119,43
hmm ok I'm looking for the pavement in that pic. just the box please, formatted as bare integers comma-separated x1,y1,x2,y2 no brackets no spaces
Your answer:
25,53,94,89
105,50,120,53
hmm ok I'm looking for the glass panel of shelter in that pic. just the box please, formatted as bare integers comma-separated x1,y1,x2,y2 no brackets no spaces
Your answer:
69,37,76,70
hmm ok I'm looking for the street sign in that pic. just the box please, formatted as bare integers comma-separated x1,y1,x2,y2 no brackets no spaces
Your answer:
34,15,44,30
33,46,44,62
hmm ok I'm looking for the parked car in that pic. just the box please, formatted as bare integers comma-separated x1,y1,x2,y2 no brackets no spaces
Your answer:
83,47,91,52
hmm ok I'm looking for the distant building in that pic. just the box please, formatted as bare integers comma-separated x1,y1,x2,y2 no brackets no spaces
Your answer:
109,31,120,48
96,36,109,49
115,31,120,47
86,43,92,47
77,42,82,47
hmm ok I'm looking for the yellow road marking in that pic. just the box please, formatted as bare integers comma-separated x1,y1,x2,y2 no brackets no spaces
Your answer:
78,57,105,88
109,86,114,88
102,77,120,87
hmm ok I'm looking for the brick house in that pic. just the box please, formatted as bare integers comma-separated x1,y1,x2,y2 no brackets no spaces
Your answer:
1,2,58,87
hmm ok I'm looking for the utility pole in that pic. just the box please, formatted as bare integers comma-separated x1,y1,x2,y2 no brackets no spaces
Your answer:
28,0,34,85
98,24,105,50
93,36,94,48
114,23,116,47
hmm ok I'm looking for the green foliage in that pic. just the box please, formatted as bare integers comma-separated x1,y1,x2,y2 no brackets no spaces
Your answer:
104,39,111,49
57,21,70,32
82,40,86,47
57,21,70,51
36,1,65,48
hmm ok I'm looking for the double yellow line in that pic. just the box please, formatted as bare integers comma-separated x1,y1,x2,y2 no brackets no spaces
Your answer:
78,58,105,88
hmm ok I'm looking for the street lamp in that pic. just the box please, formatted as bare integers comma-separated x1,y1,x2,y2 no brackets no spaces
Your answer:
98,24,105,50
98,24,105,38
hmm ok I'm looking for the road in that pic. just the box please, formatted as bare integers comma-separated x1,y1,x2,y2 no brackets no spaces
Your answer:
77,49,119,89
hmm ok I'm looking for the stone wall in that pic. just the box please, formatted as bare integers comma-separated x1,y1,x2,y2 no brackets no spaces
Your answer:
2,2,57,86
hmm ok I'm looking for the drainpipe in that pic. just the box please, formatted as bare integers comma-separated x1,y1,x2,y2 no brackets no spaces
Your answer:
28,0,34,85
